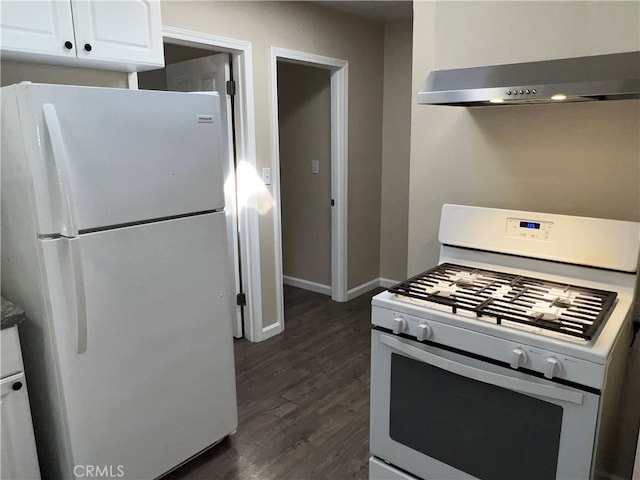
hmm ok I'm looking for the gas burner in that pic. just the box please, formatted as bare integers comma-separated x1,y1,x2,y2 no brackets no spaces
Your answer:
551,298,574,309
389,263,617,340
451,271,481,287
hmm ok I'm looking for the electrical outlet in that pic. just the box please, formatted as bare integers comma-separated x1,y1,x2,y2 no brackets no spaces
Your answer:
311,160,319,174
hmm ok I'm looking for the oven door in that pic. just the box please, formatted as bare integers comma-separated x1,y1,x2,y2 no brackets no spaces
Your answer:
370,330,601,480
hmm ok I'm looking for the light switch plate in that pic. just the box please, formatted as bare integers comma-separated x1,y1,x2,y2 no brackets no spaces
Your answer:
262,167,271,185
312,160,319,174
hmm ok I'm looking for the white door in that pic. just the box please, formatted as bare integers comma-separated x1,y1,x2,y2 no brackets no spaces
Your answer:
70,0,163,66
0,0,76,59
20,84,224,235
167,54,243,338
40,213,238,480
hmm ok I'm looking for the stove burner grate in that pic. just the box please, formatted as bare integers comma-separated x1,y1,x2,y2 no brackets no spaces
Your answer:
388,263,617,340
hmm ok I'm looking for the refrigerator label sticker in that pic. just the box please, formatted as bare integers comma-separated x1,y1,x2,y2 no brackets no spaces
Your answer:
197,115,214,123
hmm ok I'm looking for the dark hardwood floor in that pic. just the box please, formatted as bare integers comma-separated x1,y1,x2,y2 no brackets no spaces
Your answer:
165,285,383,480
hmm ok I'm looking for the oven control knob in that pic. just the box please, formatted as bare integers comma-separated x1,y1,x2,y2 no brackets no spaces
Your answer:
544,357,561,379
416,323,432,341
510,348,527,369
392,317,408,334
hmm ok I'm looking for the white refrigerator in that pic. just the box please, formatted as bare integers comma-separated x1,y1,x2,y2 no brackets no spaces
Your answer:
1,83,238,479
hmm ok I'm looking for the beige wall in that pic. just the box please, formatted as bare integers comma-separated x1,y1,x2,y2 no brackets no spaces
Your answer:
278,62,332,286
1,60,128,88
409,0,640,276
433,1,640,69
161,1,384,326
380,21,413,283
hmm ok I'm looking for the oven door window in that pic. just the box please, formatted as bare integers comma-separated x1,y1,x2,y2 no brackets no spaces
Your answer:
390,353,563,480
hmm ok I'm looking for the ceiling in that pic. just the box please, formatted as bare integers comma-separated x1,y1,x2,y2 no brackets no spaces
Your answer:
310,1,413,23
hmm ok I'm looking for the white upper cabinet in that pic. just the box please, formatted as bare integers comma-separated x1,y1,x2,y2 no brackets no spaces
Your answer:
0,1,76,60
0,0,164,72
70,0,164,68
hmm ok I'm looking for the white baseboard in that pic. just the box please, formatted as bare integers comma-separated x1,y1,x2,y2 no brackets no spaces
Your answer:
347,278,382,301
283,275,332,296
345,277,401,301
261,322,282,341
283,276,401,303
379,277,400,288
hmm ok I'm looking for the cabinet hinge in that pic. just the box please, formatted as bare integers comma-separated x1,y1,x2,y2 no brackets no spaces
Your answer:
226,80,237,96
236,292,246,306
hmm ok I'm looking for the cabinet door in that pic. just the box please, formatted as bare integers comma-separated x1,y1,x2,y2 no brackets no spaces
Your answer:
71,0,164,68
0,0,76,61
1,372,41,480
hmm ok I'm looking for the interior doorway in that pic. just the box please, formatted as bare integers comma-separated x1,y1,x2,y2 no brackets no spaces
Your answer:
269,48,349,336
277,62,332,296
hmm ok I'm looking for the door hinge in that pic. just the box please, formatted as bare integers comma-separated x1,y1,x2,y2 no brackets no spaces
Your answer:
236,292,246,306
226,80,236,96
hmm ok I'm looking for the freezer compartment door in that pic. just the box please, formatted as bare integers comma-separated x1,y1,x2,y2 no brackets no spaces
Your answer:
19,84,224,235
40,212,237,479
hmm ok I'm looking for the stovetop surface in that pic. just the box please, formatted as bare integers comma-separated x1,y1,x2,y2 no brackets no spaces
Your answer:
388,263,617,341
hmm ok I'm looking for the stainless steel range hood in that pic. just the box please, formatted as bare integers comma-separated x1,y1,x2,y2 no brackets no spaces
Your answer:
418,51,640,106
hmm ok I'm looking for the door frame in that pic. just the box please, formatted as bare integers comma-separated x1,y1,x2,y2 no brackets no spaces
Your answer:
269,47,349,335
152,26,263,342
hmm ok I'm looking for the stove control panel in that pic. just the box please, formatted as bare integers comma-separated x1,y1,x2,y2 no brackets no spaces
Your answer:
371,305,606,389
506,217,553,241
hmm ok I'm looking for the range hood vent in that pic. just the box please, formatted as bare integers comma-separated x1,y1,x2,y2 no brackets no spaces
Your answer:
418,51,640,107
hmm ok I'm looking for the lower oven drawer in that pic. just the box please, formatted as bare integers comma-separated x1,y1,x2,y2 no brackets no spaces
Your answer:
369,330,601,480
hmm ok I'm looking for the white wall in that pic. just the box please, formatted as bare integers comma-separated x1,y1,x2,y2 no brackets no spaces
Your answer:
409,0,640,275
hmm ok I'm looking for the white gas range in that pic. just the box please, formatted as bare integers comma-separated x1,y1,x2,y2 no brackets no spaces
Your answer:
369,204,640,480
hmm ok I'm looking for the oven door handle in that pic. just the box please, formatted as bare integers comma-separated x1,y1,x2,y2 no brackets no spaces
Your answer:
380,334,584,405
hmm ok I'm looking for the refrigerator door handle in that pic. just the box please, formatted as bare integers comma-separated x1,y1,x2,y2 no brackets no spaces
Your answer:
43,103,78,238
68,239,88,354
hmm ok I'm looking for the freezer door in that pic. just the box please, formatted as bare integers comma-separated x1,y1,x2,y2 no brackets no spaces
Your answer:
17,83,225,235
40,213,237,479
